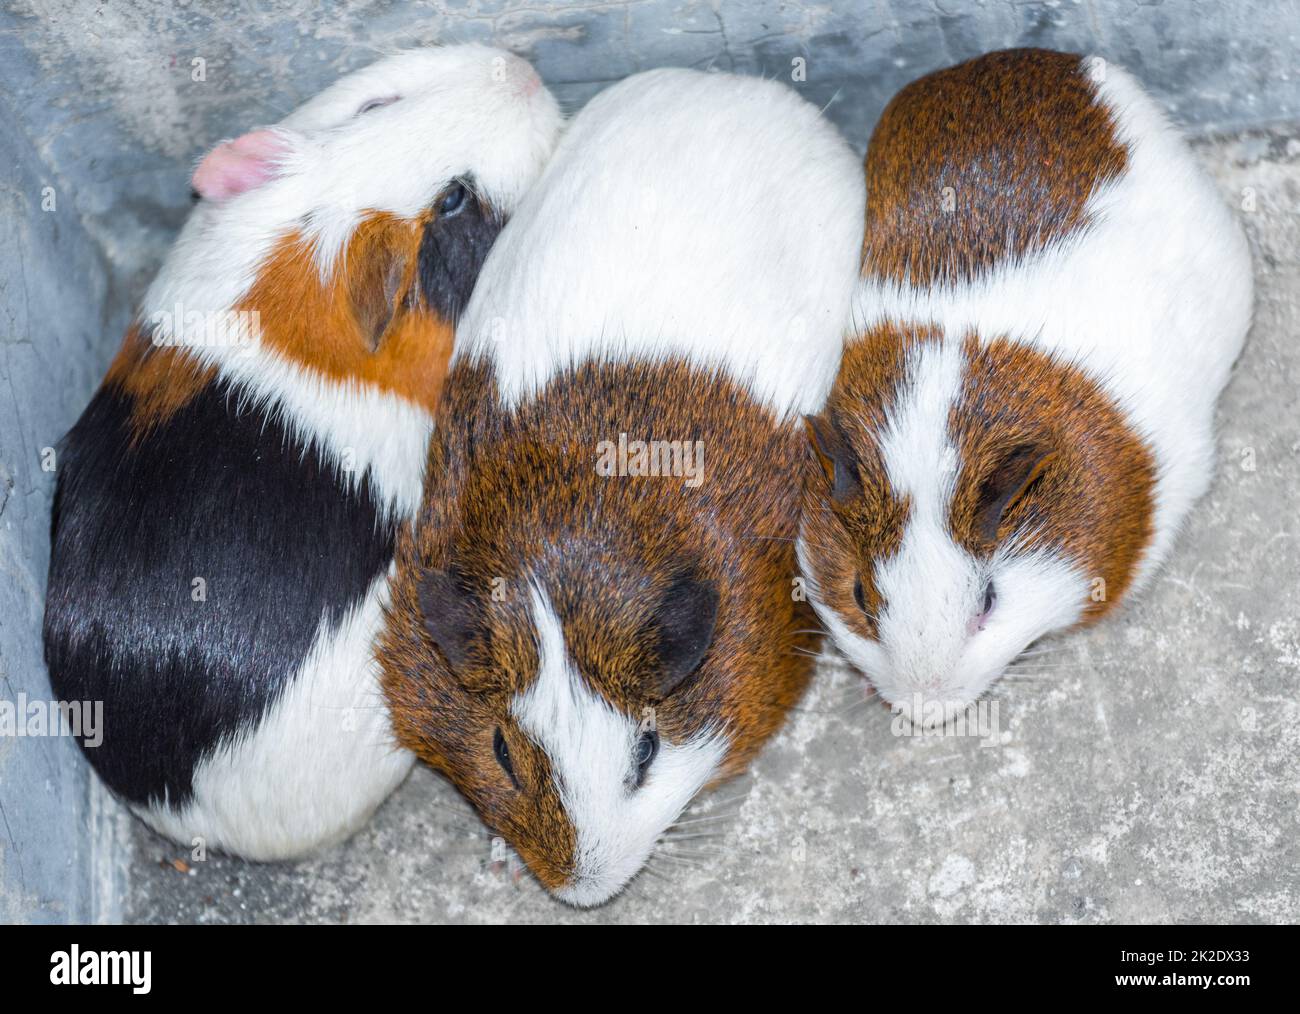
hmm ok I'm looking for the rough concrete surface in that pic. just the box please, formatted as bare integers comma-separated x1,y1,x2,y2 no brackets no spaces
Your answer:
0,56,125,925
0,1,1296,924
119,130,1300,924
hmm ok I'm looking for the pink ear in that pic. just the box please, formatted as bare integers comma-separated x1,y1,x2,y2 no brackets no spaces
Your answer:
191,129,292,203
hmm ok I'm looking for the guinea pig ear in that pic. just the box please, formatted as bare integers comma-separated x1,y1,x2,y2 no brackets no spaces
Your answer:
649,575,720,699
349,236,412,352
974,441,1057,542
191,129,293,203
804,414,862,503
417,569,478,669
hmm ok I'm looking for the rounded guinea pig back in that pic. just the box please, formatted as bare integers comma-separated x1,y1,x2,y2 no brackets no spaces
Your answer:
377,67,866,906
800,48,1252,729
452,65,867,416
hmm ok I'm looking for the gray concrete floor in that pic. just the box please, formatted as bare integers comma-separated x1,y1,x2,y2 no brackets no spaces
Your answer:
117,128,1299,925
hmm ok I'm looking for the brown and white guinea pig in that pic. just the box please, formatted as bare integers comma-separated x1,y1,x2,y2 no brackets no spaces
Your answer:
799,48,1254,727
42,45,562,860
376,68,865,905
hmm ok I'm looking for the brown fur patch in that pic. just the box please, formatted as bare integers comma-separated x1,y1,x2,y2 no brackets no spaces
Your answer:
103,325,217,442
947,334,1155,622
238,212,453,414
378,357,817,888
862,48,1128,286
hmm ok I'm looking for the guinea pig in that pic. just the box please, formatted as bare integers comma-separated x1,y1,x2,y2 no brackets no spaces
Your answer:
377,67,865,905
42,45,562,860
799,48,1254,727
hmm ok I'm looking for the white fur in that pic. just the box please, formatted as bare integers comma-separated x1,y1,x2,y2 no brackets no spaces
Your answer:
456,67,866,421
512,589,727,907
810,58,1254,718
140,571,413,860
134,46,562,858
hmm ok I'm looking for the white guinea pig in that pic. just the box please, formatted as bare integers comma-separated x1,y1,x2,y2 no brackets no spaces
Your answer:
378,67,865,906
800,48,1254,727
43,45,562,860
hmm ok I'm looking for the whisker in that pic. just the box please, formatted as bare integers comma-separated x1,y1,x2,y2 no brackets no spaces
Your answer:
669,813,737,828
652,854,707,870
662,831,726,843
695,792,751,808
657,845,724,862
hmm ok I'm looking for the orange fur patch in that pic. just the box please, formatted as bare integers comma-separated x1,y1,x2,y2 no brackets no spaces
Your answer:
237,212,453,415
103,326,217,443
102,211,451,442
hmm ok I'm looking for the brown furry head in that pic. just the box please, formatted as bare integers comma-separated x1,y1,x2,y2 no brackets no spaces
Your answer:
801,320,1155,726
378,357,816,906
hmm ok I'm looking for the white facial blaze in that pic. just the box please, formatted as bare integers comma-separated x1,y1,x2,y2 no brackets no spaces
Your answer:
801,337,1091,721
871,338,980,706
511,588,726,907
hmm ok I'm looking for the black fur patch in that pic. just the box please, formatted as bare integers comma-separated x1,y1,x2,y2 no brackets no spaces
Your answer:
417,182,504,323
650,576,719,699
43,377,397,809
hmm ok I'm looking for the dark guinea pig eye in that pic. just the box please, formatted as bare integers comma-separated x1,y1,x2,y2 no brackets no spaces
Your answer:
356,95,399,116
981,581,997,618
492,727,515,780
853,575,867,614
438,181,469,217
634,729,659,787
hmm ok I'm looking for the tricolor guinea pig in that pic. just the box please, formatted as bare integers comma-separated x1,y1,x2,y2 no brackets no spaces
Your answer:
42,45,562,860
799,48,1253,726
377,68,865,905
